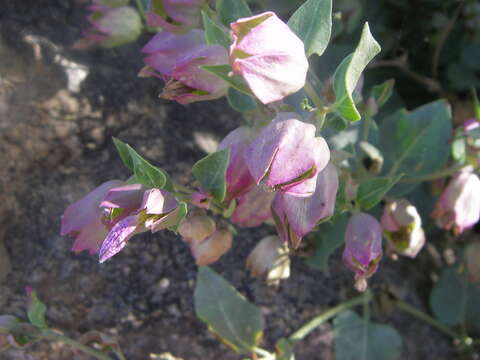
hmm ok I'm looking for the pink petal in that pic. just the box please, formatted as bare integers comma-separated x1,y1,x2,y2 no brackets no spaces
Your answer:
231,185,275,227
100,183,145,209
99,216,141,263
71,216,109,255
141,188,178,215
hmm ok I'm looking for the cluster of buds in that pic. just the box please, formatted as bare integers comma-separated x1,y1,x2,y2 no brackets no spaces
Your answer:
61,181,182,262
74,0,142,48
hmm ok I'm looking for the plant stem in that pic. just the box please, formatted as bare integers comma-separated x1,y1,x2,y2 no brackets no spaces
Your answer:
135,0,147,23
253,347,274,359
399,164,466,183
289,291,372,343
39,330,112,360
304,79,325,111
395,300,459,339
361,114,372,143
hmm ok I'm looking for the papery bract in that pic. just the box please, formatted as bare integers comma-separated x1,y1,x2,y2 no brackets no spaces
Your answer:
342,213,383,292
218,126,256,201
432,167,480,235
141,30,229,104
178,211,216,242
146,0,204,33
246,235,290,286
229,12,308,104
381,199,425,258
190,229,232,266
272,162,338,248
231,185,275,228
244,112,330,197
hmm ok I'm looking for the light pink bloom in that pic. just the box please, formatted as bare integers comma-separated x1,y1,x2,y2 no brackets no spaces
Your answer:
141,30,229,104
381,199,425,258
229,11,308,104
272,163,338,248
146,0,204,33
432,167,480,235
342,213,383,292
244,112,330,197
231,185,275,228
218,127,256,202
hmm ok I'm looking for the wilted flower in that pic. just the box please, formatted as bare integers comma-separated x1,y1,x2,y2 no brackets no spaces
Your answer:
246,236,290,285
272,162,338,248
381,199,425,258
231,185,275,227
229,11,308,104
141,30,229,104
218,127,256,202
145,0,204,33
432,167,480,235
342,213,383,292
190,229,232,266
74,1,142,48
244,112,330,197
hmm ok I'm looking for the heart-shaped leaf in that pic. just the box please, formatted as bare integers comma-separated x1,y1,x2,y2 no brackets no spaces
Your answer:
192,149,230,202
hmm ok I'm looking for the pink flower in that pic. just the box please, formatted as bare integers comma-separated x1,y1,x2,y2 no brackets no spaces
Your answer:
342,213,383,292
244,112,330,197
229,11,308,104
231,185,275,228
381,199,425,258
432,167,480,235
74,1,142,48
146,0,204,33
141,30,229,104
272,163,338,248
218,126,256,202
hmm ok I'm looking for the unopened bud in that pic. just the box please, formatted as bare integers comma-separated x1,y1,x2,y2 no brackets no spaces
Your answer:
190,229,232,266
178,212,216,243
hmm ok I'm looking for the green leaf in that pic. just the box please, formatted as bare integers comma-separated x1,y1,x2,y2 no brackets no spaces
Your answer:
379,100,452,196
287,0,332,57
275,338,295,360
27,290,47,329
357,174,403,210
201,10,231,49
192,149,230,202
472,88,480,120
334,310,402,360
168,202,188,232
333,23,381,122
451,138,466,163
194,267,264,353
200,64,252,96
216,0,251,27
370,79,395,108
307,214,348,271
430,267,480,332
112,137,173,191
227,87,257,112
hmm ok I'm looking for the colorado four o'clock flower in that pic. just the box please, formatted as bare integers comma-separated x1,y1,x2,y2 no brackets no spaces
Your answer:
245,112,330,197
432,166,480,235
140,30,229,104
145,0,204,33
343,213,383,292
74,0,142,48
229,11,308,104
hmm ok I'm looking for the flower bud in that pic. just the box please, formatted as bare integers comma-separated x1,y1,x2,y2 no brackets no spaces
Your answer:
146,0,204,33
381,199,425,258
74,2,142,48
432,167,480,235
272,162,338,248
178,212,216,242
141,30,229,104
245,112,330,197
229,11,308,104
465,242,480,283
246,236,290,286
218,127,256,201
190,229,232,266
342,213,383,292
231,185,275,227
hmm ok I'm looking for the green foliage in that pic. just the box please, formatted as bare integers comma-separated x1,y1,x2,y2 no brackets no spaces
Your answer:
27,290,47,329
287,0,332,57
216,0,251,27
333,23,381,122
357,174,403,210
112,137,173,191
192,149,230,202
194,267,264,353
201,10,231,49
200,64,252,96
370,79,395,108
334,310,402,360
430,267,480,332
227,87,257,112
308,214,348,271
168,202,188,232
379,100,452,196
275,338,295,360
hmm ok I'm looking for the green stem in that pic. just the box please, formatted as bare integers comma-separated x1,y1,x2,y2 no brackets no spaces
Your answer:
304,80,325,111
396,300,459,339
39,330,113,360
399,164,466,183
253,347,274,359
361,114,372,143
135,0,147,23
289,291,372,343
